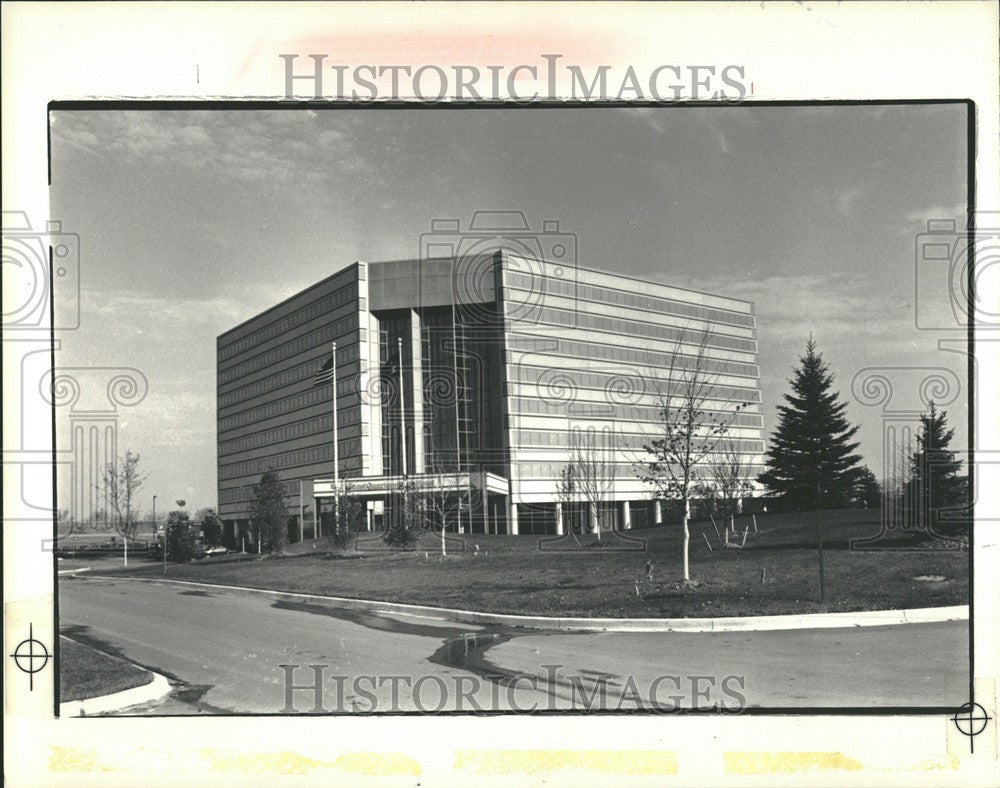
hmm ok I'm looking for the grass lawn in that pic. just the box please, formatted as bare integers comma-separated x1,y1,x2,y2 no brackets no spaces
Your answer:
88,508,969,618
59,636,154,702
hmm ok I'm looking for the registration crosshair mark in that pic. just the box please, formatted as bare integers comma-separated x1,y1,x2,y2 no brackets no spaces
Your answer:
10,623,51,691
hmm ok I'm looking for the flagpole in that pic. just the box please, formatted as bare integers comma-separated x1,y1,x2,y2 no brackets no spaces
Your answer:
452,304,462,534
398,336,407,479
398,336,407,531
332,341,339,537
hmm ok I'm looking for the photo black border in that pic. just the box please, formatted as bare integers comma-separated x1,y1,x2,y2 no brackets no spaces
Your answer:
46,97,976,720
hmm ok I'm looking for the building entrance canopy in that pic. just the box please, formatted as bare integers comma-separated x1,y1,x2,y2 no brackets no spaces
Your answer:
313,470,509,499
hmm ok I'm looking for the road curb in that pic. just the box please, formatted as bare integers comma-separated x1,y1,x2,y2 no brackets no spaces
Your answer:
77,574,969,633
59,639,171,716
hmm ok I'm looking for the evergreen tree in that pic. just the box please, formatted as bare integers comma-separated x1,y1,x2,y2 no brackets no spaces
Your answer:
249,469,289,553
851,466,883,509
200,507,223,546
166,509,198,562
759,338,865,508
905,403,967,531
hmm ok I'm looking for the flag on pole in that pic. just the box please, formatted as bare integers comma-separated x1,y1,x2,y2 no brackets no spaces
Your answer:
313,357,335,387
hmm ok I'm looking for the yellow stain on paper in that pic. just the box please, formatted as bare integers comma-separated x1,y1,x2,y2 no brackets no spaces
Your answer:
49,746,117,772
905,754,961,771
724,751,864,774
455,749,678,775
51,746,421,776
200,749,327,774
198,748,421,776
333,752,422,776
46,745,961,777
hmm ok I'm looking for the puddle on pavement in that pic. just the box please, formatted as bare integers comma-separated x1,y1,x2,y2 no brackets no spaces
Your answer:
271,600,555,691
577,668,624,687
270,600,465,639
269,600,612,701
428,631,524,686
428,630,619,708
179,590,215,597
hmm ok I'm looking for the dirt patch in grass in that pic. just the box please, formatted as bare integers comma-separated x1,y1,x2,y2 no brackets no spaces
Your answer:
59,636,154,702
85,509,969,618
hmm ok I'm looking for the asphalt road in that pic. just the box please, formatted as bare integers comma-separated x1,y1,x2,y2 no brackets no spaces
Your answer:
58,576,969,714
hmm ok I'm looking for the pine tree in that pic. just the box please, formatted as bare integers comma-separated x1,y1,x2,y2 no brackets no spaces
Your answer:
200,508,223,546
905,403,967,531
249,469,289,553
759,338,865,509
165,509,198,562
852,466,883,509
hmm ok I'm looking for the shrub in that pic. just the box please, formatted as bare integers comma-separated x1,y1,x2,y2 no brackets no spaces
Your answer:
249,469,289,554
166,510,199,562
201,508,223,546
383,524,418,548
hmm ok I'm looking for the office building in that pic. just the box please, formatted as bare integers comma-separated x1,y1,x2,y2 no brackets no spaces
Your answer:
217,232,764,541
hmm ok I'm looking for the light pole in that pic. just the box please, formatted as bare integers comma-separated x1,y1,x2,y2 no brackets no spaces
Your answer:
398,336,408,531
331,341,339,538
452,304,463,534
160,498,167,575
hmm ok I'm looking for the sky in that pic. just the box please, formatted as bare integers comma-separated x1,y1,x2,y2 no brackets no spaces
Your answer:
48,104,969,515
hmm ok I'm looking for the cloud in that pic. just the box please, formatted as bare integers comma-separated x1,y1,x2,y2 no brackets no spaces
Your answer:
50,110,375,187
904,203,967,227
653,269,917,354
834,187,862,215
699,114,732,155
77,280,330,340
624,106,667,134
81,288,247,326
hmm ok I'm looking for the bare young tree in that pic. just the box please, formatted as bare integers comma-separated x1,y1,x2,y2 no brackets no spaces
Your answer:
710,438,755,545
335,480,368,542
423,455,468,557
383,476,425,548
555,463,579,540
637,327,750,581
569,424,617,541
101,449,148,566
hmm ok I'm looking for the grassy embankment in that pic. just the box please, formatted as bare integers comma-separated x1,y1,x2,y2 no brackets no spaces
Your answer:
59,636,154,702
85,508,968,618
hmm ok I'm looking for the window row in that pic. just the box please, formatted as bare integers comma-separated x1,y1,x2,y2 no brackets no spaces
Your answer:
219,350,360,408
218,317,358,384
513,305,757,353
218,278,358,361
505,333,758,379
514,460,768,478
219,443,336,481
509,365,761,405
508,395,763,427
219,414,334,456
220,386,348,432
511,431,764,454
505,271,754,329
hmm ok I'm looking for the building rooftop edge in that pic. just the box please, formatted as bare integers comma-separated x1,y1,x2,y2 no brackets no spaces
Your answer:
217,261,364,342
217,251,756,342
365,252,756,310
